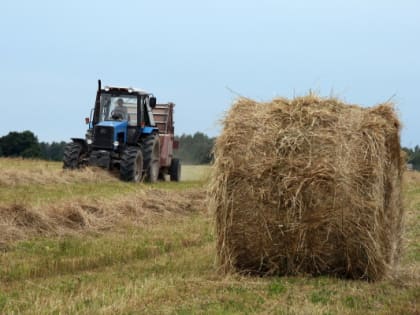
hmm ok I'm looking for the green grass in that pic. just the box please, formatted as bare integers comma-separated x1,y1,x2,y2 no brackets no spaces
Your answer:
0,214,212,282
0,160,419,314
180,165,211,182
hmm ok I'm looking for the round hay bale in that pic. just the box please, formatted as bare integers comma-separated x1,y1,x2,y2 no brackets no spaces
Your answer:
209,95,404,281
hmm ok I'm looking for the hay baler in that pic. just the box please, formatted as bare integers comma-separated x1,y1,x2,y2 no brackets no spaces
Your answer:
63,80,181,182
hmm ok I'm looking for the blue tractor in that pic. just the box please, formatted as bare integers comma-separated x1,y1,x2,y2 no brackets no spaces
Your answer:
63,80,180,182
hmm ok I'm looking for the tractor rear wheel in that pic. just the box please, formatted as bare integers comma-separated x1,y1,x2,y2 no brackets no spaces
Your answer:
141,134,160,183
63,142,82,169
169,158,181,182
120,147,143,182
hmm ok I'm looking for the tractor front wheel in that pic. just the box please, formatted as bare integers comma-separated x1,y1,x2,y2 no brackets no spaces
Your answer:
120,147,143,182
63,142,83,169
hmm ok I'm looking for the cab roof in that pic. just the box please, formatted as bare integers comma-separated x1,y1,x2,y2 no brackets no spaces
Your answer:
102,85,152,96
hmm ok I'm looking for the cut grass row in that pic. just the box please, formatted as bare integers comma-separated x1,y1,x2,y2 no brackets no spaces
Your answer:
0,158,210,186
0,162,210,205
0,180,206,206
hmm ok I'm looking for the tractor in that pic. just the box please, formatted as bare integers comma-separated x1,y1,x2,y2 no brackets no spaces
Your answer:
63,80,181,182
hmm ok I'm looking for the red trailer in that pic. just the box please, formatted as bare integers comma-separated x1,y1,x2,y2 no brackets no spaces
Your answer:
152,103,181,181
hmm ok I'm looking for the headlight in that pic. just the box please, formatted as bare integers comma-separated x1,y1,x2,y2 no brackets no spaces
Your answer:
113,141,119,147
87,139,93,145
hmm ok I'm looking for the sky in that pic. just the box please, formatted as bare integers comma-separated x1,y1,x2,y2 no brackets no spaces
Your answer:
0,0,419,146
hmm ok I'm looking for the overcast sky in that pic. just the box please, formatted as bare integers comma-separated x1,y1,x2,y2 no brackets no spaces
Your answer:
1,0,419,146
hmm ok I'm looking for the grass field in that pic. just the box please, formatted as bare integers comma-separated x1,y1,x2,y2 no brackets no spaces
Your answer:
0,159,418,314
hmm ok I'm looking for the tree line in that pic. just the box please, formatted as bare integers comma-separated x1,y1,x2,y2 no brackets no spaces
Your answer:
0,131,66,161
403,146,420,170
0,130,214,164
174,132,214,164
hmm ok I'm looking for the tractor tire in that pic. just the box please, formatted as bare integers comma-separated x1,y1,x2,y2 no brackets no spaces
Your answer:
120,146,143,182
63,142,83,169
169,158,181,182
141,134,160,183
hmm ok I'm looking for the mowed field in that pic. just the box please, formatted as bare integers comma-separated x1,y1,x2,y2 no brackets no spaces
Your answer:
0,158,418,314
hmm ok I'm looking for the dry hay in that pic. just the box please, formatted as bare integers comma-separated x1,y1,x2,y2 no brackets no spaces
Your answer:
0,158,118,187
0,189,205,244
209,94,404,281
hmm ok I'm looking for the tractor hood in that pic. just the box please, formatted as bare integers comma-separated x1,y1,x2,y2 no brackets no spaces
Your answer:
97,120,128,130
95,120,129,143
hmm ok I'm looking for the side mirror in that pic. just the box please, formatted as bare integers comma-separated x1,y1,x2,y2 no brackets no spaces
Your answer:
85,117,90,124
150,97,157,109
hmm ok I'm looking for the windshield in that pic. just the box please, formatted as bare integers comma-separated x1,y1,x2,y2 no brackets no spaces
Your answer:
99,94,138,125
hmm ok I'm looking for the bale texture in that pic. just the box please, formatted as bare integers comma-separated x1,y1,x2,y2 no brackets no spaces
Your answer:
209,95,404,281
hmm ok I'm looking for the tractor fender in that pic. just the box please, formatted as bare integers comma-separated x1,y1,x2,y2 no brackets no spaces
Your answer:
141,127,158,135
71,138,89,152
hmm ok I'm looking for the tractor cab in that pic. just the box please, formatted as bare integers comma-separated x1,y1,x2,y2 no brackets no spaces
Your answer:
87,81,158,152
95,89,156,126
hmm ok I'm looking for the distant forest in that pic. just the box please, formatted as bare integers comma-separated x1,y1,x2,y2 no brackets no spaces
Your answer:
0,130,214,165
402,146,420,170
